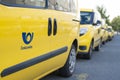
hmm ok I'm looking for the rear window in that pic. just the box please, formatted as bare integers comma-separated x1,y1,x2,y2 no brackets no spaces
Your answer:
0,0,46,8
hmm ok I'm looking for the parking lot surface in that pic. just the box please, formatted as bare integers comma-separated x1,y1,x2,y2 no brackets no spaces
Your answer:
41,35,120,80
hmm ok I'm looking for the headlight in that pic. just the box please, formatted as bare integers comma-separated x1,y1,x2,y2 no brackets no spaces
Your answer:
80,28,88,36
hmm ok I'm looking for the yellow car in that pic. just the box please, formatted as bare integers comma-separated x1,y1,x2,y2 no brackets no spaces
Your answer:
100,27,106,45
107,26,114,41
111,29,115,37
105,25,110,42
78,9,102,59
101,19,108,44
0,0,80,80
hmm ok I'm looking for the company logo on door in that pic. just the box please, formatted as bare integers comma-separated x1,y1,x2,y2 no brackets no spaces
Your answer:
21,32,34,50
22,32,34,44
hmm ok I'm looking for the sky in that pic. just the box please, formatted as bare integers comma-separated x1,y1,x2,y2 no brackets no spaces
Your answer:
78,0,120,21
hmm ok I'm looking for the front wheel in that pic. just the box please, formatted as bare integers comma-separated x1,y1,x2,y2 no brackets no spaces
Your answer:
59,45,76,77
95,39,102,51
102,41,106,45
84,42,93,59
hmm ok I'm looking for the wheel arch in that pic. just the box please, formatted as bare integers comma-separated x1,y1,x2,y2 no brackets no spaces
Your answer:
91,38,94,46
72,39,78,52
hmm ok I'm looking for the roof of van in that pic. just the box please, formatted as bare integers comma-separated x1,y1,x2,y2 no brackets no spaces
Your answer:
80,8,94,12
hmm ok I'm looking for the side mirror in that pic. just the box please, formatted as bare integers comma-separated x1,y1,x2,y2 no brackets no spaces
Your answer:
93,20,101,26
101,27,104,29
97,20,101,24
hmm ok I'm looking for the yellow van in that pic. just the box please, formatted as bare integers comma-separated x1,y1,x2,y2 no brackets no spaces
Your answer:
0,0,80,80
78,9,102,59
105,25,110,42
107,26,114,41
101,19,108,44
100,27,106,45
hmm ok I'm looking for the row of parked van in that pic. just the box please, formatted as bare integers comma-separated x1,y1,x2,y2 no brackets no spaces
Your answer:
0,0,114,80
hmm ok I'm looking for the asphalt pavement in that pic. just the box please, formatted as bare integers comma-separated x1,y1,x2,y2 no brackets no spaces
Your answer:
41,34,120,80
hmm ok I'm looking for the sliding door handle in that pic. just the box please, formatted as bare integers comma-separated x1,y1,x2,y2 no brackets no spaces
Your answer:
53,19,57,35
48,18,52,36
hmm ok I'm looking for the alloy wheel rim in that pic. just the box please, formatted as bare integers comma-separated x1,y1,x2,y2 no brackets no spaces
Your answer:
69,48,76,73
89,44,93,56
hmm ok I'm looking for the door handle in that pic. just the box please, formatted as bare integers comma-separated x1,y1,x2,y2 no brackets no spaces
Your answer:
48,18,52,36
53,19,57,35
72,18,80,22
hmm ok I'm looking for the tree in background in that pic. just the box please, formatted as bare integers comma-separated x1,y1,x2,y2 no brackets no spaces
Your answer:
97,5,111,25
111,16,120,31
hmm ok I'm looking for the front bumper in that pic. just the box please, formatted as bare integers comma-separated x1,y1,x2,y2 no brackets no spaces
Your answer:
78,33,92,53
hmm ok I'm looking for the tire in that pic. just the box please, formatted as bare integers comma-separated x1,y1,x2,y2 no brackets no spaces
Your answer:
95,39,102,51
106,37,109,42
100,38,103,47
84,42,93,59
109,36,112,41
102,41,105,45
109,39,112,41
59,45,76,77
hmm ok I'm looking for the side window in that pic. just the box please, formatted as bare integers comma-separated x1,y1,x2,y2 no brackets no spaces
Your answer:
1,0,45,7
48,0,77,13
48,0,69,11
69,0,77,13
47,0,57,10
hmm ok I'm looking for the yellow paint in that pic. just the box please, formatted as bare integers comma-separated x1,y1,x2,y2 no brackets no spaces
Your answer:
108,26,114,39
101,24,109,42
0,3,79,80
80,8,93,12
79,9,101,53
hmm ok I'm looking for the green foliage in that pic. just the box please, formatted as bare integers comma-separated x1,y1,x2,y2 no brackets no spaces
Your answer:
111,16,120,31
97,6,106,19
96,5,110,25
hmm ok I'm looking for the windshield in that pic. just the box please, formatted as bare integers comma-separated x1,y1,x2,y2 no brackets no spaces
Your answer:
80,11,94,24
0,0,45,8
107,28,112,32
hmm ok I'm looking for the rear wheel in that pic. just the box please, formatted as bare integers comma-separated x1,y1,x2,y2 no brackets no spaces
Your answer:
59,45,76,77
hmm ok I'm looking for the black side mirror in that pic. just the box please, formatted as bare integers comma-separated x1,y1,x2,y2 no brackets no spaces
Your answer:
97,20,101,25
101,27,104,29
93,20,101,26
93,21,98,25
